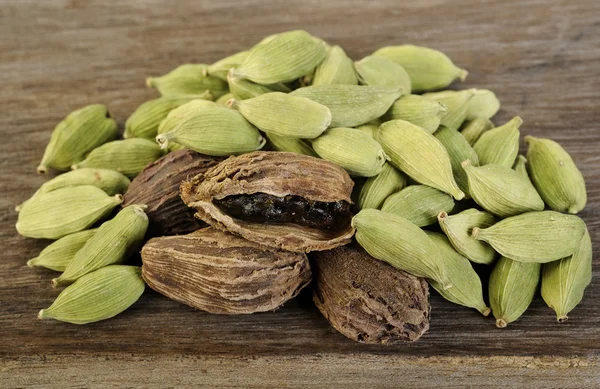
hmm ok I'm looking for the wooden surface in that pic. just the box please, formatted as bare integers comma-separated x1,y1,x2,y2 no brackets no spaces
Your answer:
1,0,599,387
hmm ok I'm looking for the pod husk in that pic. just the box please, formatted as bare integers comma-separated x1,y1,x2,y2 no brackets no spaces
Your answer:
180,151,355,252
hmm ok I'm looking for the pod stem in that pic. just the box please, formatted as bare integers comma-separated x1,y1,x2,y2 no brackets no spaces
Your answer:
557,315,569,323
437,211,449,223
496,318,508,328
155,134,170,150
471,227,481,239
36,164,48,175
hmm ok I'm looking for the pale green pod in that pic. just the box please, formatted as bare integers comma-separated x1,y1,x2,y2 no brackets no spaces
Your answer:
72,139,163,179
462,160,544,217
384,94,447,134
357,162,407,210
434,126,479,196
206,50,249,81
312,45,358,86
124,94,211,140
146,64,228,98
352,209,451,289
473,116,522,167
291,85,403,127
232,30,326,84
438,209,497,265
156,99,218,152
354,120,381,139
215,92,234,107
38,104,118,174
466,89,500,120
27,229,97,272
472,211,587,263
155,105,265,156
512,155,532,184
382,185,454,227
489,256,540,328
354,55,411,93
230,92,331,139
373,45,468,92
17,168,131,212
525,136,587,214
16,186,123,239
378,120,464,200
460,117,495,146
426,232,490,316
541,228,592,322
423,89,475,131
311,127,387,177
265,133,318,157
53,205,149,287
227,69,291,100
39,265,145,325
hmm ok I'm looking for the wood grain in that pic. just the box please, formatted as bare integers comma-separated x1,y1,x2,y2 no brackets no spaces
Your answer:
1,0,599,387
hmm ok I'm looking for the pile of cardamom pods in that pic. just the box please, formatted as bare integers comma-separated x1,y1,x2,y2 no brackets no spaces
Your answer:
17,30,591,343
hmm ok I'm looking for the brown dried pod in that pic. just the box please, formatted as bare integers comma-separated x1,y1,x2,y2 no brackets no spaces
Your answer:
123,150,222,236
312,245,430,344
141,227,311,314
180,151,356,252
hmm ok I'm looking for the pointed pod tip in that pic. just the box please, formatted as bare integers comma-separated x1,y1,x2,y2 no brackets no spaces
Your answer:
145,77,155,88
511,116,524,128
51,278,61,288
36,165,48,175
496,318,508,328
38,309,48,320
482,307,491,317
459,68,469,82
471,227,481,239
71,164,79,171
155,134,169,150
437,211,449,222
114,194,124,204
26,259,36,268
461,159,472,169
558,315,568,323
453,189,465,201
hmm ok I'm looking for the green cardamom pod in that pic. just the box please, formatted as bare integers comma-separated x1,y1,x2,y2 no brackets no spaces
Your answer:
426,231,490,316
38,104,118,174
146,64,228,98
525,136,587,214
53,205,149,287
434,125,479,197
215,92,234,107
512,155,532,183
39,265,144,325
354,55,411,93
473,116,522,167
124,94,211,140
541,228,592,322
27,229,97,272
466,89,500,120
72,139,163,179
354,120,381,139
16,186,123,239
291,85,403,127
438,209,497,265
232,30,326,84
206,50,249,81
227,69,291,100
423,89,475,131
230,92,331,139
265,133,318,157
17,168,130,212
312,45,358,86
384,94,447,134
381,185,454,227
373,45,468,92
462,160,544,217
352,209,452,288
472,211,587,263
311,127,387,177
156,99,217,152
460,117,494,146
156,104,265,156
489,256,540,328
358,162,407,209
378,120,465,200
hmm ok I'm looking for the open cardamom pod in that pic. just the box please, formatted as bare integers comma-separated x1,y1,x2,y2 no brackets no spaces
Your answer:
123,150,223,236
180,151,355,252
311,245,429,344
141,227,311,314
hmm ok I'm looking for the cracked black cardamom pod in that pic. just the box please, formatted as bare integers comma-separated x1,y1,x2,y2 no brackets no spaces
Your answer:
311,245,430,344
123,150,223,236
180,151,355,253
141,227,311,314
